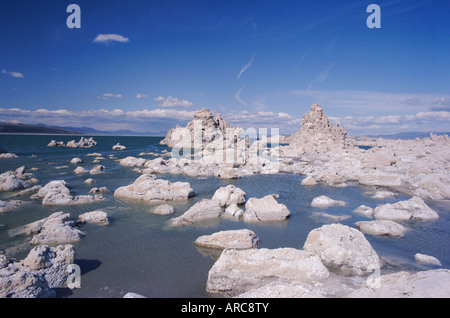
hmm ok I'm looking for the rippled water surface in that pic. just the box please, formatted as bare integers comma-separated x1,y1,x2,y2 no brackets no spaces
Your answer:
0,134,449,298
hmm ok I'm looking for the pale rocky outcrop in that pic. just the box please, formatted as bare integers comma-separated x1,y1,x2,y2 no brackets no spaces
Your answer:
206,248,330,296
169,199,223,227
0,167,36,192
211,185,246,207
70,157,83,164
9,212,85,245
373,196,439,221
114,174,194,202
20,244,75,288
223,203,244,220
279,105,450,201
301,176,317,186
354,220,407,237
119,156,147,167
160,108,241,150
353,205,374,218
284,104,346,154
303,224,380,276
31,180,105,206
0,244,74,298
195,229,259,250
243,194,290,223
348,269,450,298
77,210,109,225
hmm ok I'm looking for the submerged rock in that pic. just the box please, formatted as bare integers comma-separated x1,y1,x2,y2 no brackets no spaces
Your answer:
311,195,346,208
0,199,23,213
414,253,442,267
151,204,175,215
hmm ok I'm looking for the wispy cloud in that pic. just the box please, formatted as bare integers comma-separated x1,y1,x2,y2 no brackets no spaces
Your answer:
2,70,24,78
154,96,193,108
93,34,130,44
237,53,255,80
98,93,122,100
234,86,247,106
136,93,148,99
307,63,334,90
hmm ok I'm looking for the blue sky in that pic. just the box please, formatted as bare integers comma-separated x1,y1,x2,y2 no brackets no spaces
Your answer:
0,0,449,135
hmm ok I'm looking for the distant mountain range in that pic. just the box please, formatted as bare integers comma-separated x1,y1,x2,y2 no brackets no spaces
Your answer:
0,123,166,136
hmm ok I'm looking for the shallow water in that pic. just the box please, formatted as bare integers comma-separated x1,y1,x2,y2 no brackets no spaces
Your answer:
0,134,449,298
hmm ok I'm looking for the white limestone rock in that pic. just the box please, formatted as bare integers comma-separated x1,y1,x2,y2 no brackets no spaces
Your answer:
78,210,109,225
303,224,380,276
169,199,223,227
211,185,246,207
349,269,450,298
243,194,290,223
114,174,194,202
355,220,407,237
195,229,259,250
206,248,329,296
374,196,439,221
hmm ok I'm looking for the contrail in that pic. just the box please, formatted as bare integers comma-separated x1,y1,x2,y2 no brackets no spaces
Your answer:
237,53,255,80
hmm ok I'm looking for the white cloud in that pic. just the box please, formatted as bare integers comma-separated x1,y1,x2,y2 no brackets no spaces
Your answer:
98,93,122,100
93,34,130,44
154,96,193,108
136,93,148,99
2,69,24,78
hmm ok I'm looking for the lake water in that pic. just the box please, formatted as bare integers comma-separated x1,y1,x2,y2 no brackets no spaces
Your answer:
0,134,449,298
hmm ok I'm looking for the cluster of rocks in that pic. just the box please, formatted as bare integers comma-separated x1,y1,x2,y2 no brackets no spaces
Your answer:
0,244,75,298
0,166,38,192
31,180,105,206
201,223,450,297
158,108,279,175
47,137,97,148
1,210,109,297
279,105,450,201
168,185,290,227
